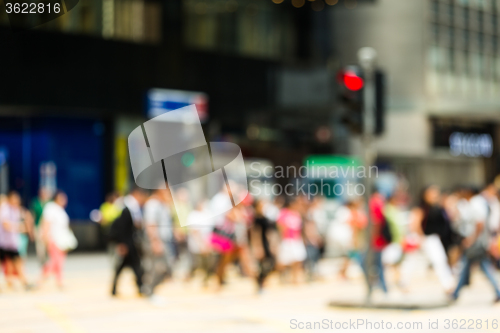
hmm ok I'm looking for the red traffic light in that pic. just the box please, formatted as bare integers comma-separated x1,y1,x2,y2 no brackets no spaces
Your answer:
342,71,364,91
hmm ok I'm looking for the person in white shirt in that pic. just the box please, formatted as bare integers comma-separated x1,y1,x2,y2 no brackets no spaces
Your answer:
39,191,77,289
186,200,215,286
141,188,175,298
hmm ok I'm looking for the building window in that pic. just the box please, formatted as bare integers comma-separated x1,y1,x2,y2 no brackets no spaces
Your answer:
449,48,456,72
427,0,500,95
183,0,294,59
431,0,440,21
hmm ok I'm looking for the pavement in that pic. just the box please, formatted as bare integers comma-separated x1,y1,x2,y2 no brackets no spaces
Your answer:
1,253,500,333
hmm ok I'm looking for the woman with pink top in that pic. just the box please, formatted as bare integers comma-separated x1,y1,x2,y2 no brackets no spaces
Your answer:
276,197,307,284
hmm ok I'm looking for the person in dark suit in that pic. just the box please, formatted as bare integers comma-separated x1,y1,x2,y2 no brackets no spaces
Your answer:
109,187,148,296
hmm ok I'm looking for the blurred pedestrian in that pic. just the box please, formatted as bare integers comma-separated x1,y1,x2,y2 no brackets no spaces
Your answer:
141,187,175,302
38,191,78,289
406,185,455,293
17,198,34,260
251,199,278,293
276,197,306,284
363,188,389,296
441,188,465,270
307,196,328,252
233,192,255,280
0,191,33,290
381,194,405,284
452,183,500,303
211,206,241,288
304,198,323,281
31,187,51,266
338,198,367,279
99,192,121,240
186,200,215,286
481,181,500,265
382,194,405,258
108,187,148,296
171,188,190,266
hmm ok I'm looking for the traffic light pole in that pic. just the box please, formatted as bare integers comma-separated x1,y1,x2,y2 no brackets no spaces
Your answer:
358,47,378,303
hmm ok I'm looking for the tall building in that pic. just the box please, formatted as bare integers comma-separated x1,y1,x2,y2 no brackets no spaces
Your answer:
332,0,500,194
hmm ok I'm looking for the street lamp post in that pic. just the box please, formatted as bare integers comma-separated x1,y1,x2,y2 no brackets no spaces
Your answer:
357,47,378,303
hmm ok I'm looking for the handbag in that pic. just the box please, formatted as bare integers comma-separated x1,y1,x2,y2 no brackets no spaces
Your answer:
210,220,236,253
464,241,487,260
54,227,78,251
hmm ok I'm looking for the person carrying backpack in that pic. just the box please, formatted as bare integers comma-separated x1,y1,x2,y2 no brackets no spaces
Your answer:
452,183,500,303
363,189,389,296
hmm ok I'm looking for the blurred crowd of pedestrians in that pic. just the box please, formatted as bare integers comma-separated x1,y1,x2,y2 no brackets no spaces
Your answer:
0,188,77,291
2,176,500,307
96,176,500,305
104,186,323,304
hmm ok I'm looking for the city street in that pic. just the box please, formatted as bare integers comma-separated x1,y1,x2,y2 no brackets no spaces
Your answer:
1,253,500,333
3,1,500,332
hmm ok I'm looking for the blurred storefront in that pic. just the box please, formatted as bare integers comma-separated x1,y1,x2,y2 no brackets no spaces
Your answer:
370,114,498,201
0,0,339,248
